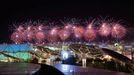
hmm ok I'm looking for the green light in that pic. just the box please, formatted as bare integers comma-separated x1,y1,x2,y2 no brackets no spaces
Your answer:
0,54,8,60
7,52,32,60
0,52,32,60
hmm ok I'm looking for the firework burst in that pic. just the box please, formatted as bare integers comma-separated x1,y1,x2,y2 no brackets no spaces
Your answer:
99,23,111,37
10,19,128,44
111,23,126,39
35,31,45,43
16,26,24,32
84,24,96,41
58,29,71,41
11,31,24,43
64,23,73,29
47,27,59,42
73,26,85,38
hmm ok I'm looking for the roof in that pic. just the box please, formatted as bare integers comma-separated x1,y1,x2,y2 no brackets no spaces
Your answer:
0,43,33,52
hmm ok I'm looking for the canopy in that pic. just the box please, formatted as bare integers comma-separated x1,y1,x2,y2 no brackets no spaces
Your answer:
0,43,33,52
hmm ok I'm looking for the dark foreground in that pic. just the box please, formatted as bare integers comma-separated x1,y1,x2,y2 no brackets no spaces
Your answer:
0,63,134,75
0,63,40,75
34,64,64,75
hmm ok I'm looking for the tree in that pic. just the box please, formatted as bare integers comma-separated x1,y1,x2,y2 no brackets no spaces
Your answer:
69,44,103,67
29,46,60,65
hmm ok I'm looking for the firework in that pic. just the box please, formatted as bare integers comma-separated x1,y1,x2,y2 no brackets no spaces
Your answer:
111,23,126,39
84,24,96,41
10,19,128,44
35,31,45,42
64,23,73,29
23,31,34,42
47,27,59,42
87,24,92,29
73,26,85,38
11,32,24,43
27,26,32,31
21,26,35,42
16,26,24,32
38,25,44,31
58,29,71,41
99,23,111,37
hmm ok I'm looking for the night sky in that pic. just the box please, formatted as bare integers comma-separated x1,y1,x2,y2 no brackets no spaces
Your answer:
0,0,134,43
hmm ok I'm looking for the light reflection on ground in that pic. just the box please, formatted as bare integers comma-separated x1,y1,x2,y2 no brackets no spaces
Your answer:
54,64,134,75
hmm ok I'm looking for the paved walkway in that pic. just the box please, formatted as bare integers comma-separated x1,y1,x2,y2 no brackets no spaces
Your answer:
54,64,134,75
0,63,40,75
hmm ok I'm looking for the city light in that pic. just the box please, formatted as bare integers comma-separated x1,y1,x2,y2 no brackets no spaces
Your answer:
62,51,69,60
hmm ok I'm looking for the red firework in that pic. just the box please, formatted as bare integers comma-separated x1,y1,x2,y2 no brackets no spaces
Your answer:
22,26,36,42
87,24,92,29
10,19,128,44
27,26,32,31
38,25,43,31
73,26,85,38
58,29,70,41
11,32,24,43
64,23,72,29
84,25,96,41
111,23,126,39
24,31,35,42
99,23,111,37
47,28,59,42
16,26,24,32
35,31,45,42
